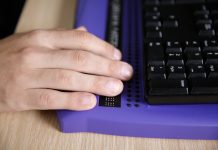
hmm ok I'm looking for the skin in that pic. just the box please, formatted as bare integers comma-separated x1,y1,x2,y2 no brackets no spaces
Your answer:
0,27,133,112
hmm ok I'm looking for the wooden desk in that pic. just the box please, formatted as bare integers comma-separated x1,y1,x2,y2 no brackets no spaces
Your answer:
0,0,218,149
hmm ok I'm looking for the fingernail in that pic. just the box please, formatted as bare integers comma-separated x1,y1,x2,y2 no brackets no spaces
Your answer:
121,63,133,79
114,48,122,60
106,80,121,94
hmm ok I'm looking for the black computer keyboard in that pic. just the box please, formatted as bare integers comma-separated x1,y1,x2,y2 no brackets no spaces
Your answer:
143,0,218,104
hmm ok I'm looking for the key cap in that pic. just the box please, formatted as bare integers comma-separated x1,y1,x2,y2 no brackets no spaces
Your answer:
148,65,166,79
145,21,161,28
163,20,178,28
187,65,206,79
198,23,213,30
149,79,188,95
167,65,186,79
166,41,182,53
194,10,209,16
205,51,218,65
190,79,218,95
186,52,203,65
199,30,215,38
146,31,163,38
166,52,184,65
196,19,212,26
184,41,201,53
195,14,209,20
203,40,218,52
145,12,160,18
206,64,218,78
147,42,165,65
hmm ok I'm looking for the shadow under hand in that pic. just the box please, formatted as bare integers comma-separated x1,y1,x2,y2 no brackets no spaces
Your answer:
39,110,60,131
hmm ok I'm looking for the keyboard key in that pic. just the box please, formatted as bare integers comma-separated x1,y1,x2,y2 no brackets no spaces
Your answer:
206,64,218,78
148,65,166,79
145,12,160,18
205,51,218,65
198,23,213,30
166,41,182,53
196,19,212,26
145,20,162,28
194,10,209,16
199,30,215,38
190,79,218,95
186,52,203,65
146,31,163,38
187,65,206,79
147,42,165,65
184,41,201,53
166,52,184,65
149,79,189,95
163,20,178,28
203,40,218,51
167,65,186,79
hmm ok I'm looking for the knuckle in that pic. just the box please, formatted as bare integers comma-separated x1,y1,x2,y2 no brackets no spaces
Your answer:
102,42,114,52
71,50,87,66
55,71,73,85
19,47,38,65
92,77,105,91
26,29,49,45
76,31,91,41
21,47,35,56
28,29,48,40
108,60,118,74
37,92,53,107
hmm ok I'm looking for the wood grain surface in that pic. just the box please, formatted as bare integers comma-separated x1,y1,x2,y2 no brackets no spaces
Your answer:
0,0,218,149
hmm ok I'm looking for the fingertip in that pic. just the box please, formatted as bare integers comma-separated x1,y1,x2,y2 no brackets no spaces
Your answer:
70,93,96,111
76,26,88,31
113,48,122,60
106,79,124,96
121,62,134,81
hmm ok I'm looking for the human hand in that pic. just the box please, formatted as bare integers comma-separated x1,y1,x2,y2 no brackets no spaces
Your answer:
0,27,133,112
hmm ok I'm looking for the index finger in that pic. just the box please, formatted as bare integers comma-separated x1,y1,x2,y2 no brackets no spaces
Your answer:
27,29,122,60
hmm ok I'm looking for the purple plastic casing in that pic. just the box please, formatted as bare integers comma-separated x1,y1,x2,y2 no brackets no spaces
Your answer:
56,0,218,139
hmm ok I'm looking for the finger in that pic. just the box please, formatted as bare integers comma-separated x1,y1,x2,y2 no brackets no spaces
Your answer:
29,69,124,97
76,26,88,31
29,48,133,80
25,29,122,60
25,89,96,110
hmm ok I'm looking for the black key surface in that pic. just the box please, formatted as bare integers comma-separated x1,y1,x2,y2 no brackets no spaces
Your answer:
199,30,215,38
205,51,218,65
188,65,206,78
167,65,186,79
184,41,201,53
147,42,165,65
149,79,189,95
206,64,218,78
186,52,203,65
190,79,218,95
166,52,184,65
148,65,166,79
166,41,182,53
